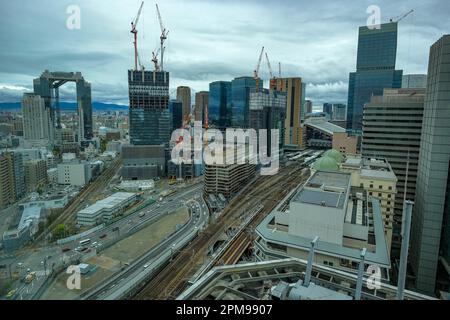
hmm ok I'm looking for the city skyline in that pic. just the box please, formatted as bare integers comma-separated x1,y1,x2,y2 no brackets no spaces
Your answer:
1,0,449,107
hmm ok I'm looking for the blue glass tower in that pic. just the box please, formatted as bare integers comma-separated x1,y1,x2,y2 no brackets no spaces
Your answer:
208,81,231,128
230,76,256,128
169,100,183,131
346,22,403,134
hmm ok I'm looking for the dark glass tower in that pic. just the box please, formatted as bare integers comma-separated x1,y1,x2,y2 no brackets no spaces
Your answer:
230,76,256,128
346,22,403,134
128,70,170,146
208,81,231,128
169,100,183,131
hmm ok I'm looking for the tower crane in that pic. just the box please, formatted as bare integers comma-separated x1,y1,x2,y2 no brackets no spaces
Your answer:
254,46,264,91
265,51,277,90
156,3,169,71
130,1,144,71
152,47,161,71
389,9,413,23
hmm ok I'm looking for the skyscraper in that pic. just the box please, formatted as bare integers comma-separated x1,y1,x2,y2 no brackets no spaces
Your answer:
230,76,257,128
362,88,425,256
332,104,346,121
410,35,450,294
323,103,333,119
22,93,53,143
305,100,313,114
208,81,231,129
249,88,287,156
194,91,209,124
273,77,306,148
128,70,170,146
346,22,403,135
177,86,191,121
169,100,183,131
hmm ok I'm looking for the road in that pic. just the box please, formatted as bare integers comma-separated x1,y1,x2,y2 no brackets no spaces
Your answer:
1,183,204,300
81,193,209,300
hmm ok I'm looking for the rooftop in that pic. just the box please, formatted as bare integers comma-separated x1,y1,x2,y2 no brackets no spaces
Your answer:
78,192,136,216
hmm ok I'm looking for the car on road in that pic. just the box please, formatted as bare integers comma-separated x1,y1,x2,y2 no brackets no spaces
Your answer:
91,242,98,247
5,289,16,299
99,234,107,239
139,212,145,218
143,264,149,269
62,247,71,253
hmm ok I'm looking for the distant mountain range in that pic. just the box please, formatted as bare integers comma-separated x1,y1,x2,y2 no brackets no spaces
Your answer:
0,102,129,112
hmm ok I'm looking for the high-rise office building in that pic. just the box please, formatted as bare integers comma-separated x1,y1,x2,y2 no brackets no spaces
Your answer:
332,104,347,121
194,91,209,124
323,103,333,119
22,93,53,143
305,100,313,114
249,88,287,156
347,22,403,135
177,86,191,121
0,152,24,209
10,152,25,200
402,74,427,89
230,77,257,128
24,159,47,192
273,77,306,148
128,70,170,146
362,88,425,256
169,100,183,131
410,35,450,294
208,81,231,129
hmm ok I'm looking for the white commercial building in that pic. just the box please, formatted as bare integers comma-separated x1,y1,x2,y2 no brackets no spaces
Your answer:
57,161,92,186
22,93,53,144
77,192,137,226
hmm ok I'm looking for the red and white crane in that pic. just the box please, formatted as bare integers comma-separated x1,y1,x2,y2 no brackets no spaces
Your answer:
156,3,169,71
130,1,144,71
254,46,264,90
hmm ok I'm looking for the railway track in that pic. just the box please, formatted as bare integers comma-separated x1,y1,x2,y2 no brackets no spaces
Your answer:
35,157,122,243
133,164,309,300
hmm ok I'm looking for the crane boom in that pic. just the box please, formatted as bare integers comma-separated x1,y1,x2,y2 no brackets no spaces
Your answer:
131,1,144,71
156,3,169,70
265,52,273,79
390,9,413,23
254,46,264,90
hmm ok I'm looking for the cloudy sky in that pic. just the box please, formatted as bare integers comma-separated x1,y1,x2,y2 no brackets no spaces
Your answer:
0,0,449,108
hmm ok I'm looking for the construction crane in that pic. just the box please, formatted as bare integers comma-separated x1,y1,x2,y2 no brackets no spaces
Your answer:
254,46,264,91
152,47,161,71
156,3,169,71
389,9,413,23
265,51,277,90
130,1,144,71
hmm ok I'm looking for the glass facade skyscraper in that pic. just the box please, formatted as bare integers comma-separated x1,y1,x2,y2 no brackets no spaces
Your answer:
230,76,256,128
208,81,231,128
128,70,170,146
169,100,183,131
346,22,403,134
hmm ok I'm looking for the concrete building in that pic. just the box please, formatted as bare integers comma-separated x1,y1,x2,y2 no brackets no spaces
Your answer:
194,91,209,124
33,70,93,142
332,132,358,156
180,258,434,300
22,93,53,144
177,86,191,120
362,88,425,252
410,35,450,294
402,74,427,89
254,170,391,280
77,192,137,226
340,156,397,252
0,153,16,209
24,159,47,192
121,144,166,180
272,78,306,149
204,144,256,200
57,160,91,186
323,103,333,119
2,206,41,252
128,70,170,146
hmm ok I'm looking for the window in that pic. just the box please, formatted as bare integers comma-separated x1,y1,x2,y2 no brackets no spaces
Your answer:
370,184,373,188
379,185,383,189
388,194,391,198
388,186,392,190
378,193,382,197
